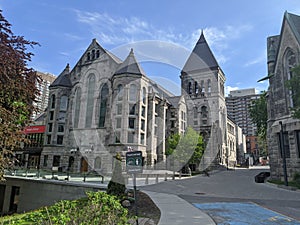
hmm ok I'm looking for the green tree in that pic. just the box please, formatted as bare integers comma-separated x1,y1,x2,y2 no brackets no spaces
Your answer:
170,127,204,172
249,91,268,156
0,10,39,179
107,153,126,197
286,65,300,119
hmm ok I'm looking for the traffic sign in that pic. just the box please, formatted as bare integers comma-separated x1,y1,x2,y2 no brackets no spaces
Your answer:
126,151,143,173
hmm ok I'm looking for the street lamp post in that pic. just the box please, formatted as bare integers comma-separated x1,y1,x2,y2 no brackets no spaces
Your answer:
279,121,288,186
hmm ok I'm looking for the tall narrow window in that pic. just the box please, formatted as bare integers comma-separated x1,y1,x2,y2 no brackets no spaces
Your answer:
60,96,68,111
193,107,198,119
129,84,137,102
142,87,147,104
99,83,109,128
207,80,211,93
195,82,199,94
117,84,123,101
188,82,192,94
74,88,81,128
50,94,56,108
286,51,296,108
201,106,208,118
201,80,205,94
85,75,95,128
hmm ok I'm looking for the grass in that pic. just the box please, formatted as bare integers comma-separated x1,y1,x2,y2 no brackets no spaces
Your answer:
268,179,300,189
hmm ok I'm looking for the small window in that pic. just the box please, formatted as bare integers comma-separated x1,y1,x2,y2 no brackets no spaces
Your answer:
117,84,123,101
129,104,136,115
116,118,121,129
57,135,64,145
115,132,121,143
53,155,60,167
142,87,147,104
87,52,91,61
117,104,122,115
47,135,51,144
129,118,135,129
92,50,95,59
96,50,100,58
141,119,145,131
128,132,134,143
141,106,146,117
48,123,53,132
51,95,56,108
60,96,68,111
141,133,145,145
50,111,54,120
58,124,64,133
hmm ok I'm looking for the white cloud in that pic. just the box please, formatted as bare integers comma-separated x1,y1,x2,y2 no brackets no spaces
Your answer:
225,86,239,96
73,10,252,68
244,49,266,67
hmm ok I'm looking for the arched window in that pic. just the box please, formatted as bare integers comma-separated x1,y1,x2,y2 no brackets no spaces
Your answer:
99,83,109,128
85,74,95,128
188,82,192,94
142,87,147,104
195,82,199,94
94,156,101,169
201,80,205,94
87,52,91,61
96,50,100,58
207,80,211,93
60,96,68,111
74,88,81,128
201,106,208,118
129,84,137,102
92,49,95,60
286,50,296,107
117,84,123,101
50,94,56,109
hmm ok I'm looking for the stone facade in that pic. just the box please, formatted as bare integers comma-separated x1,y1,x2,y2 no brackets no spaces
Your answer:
266,12,300,180
40,33,239,174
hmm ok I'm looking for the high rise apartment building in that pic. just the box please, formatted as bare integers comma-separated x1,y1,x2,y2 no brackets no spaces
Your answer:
33,72,56,119
226,88,260,136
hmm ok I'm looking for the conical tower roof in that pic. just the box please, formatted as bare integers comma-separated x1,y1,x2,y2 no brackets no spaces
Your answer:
114,48,146,76
182,32,219,74
50,64,72,88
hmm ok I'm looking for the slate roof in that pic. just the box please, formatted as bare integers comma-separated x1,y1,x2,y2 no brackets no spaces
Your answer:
286,11,300,44
114,49,146,76
182,32,219,74
50,64,72,88
167,96,181,108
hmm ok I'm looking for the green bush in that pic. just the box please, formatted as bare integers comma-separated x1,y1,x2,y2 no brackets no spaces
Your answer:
0,191,129,225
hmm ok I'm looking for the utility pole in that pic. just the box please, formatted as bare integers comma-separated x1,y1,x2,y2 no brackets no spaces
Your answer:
279,121,288,186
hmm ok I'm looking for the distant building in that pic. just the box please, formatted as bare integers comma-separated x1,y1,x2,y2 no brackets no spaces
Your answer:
226,88,260,136
32,72,56,119
263,11,300,180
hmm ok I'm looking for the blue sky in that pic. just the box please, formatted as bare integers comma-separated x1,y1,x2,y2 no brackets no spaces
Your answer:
1,0,300,95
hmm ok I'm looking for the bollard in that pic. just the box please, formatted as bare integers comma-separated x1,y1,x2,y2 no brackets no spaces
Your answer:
164,172,168,181
155,174,159,183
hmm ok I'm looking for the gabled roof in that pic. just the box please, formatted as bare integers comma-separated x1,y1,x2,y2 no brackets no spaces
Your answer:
182,32,219,74
50,64,72,88
167,96,181,108
114,48,146,76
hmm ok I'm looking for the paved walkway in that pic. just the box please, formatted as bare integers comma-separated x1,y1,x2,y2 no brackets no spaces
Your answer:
144,191,215,225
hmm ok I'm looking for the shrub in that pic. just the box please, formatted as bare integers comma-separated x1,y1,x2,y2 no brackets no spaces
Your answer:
0,191,129,225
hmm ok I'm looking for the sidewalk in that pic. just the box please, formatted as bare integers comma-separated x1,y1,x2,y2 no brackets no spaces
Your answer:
144,191,215,225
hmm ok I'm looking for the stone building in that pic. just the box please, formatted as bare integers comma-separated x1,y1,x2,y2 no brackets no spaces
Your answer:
181,32,229,169
40,32,238,174
264,11,300,180
41,39,187,174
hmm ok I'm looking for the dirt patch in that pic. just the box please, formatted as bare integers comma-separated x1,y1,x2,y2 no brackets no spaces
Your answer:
127,191,161,225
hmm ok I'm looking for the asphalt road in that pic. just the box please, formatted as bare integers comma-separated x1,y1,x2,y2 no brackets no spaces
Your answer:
141,167,300,223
